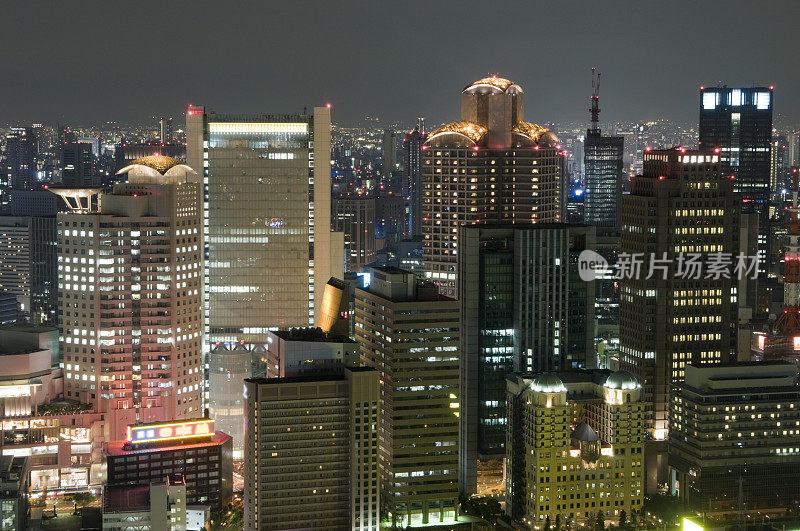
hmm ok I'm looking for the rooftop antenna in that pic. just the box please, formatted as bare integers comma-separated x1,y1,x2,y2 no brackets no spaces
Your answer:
590,67,601,132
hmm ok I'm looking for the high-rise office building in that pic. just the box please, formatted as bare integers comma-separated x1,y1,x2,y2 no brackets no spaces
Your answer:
53,156,203,441
0,215,57,325
243,367,380,531
375,193,407,239
333,195,377,271
402,121,427,236
187,105,341,337
670,362,800,515
61,142,98,188
505,370,644,527
422,76,564,297
458,223,596,494
584,69,624,227
4,127,36,192
186,105,343,454
354,267,460,526
382,129,398,177
699,86,772,256
618,148,740,491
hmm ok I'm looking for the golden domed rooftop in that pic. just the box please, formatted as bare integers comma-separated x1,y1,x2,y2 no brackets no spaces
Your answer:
428,121,487,144
116,155,196,181
513,122,560,146
125,155,183,175
463,76,522,94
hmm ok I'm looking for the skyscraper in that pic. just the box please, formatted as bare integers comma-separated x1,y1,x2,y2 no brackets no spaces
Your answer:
243,367,380,530
382,129,397,177
422,76,564,297
61,141,98,187
0,215,57,325
583,69,624,227
458,223,596,494
4,127,36,196
333,195,376,272
618,148,740,491
354,267,460,526
53,156,203,441
402,121,426,236
186,105,341,337
186,105,343,454
699,86,772,256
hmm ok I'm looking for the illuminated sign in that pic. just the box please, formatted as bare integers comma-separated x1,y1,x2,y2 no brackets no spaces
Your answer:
794,336,800,352
0,384,37,398
127,419,214,445
755,91,771,110
702,92,718,110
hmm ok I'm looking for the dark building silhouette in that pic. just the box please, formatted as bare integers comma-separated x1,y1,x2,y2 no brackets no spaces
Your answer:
402,121,426,236
458,223,596,494
4,128,37,193
61,142,98,187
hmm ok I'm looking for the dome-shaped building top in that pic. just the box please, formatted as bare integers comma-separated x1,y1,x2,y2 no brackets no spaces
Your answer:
463,76,523,95
512,122,561,147
426,121,488,146
530,373,567,393
604,370,640,390
116,155,197,183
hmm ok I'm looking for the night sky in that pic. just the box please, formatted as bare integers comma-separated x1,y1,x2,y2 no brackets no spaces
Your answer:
2,0,796,127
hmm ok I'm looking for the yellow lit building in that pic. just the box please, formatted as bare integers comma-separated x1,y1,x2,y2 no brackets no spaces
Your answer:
506,370,644,528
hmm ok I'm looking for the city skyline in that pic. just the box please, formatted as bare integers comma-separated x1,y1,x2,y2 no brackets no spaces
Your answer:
3,2,800,528
1,1,797,127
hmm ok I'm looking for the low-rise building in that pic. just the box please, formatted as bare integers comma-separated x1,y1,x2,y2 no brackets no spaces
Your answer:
104,419,232,510
670,362,800,515
0,455,29,531
506,370,644,528
0,327,103,490
103,473,190,531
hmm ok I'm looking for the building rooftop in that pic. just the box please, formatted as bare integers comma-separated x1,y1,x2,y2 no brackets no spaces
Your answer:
272,327,354,344
125,155,183,174
463,76,520,93
104,485,150,513
428,121,487,144
0,456,26,491
104,431,232,457
0,325,57,334
246,372,347,386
